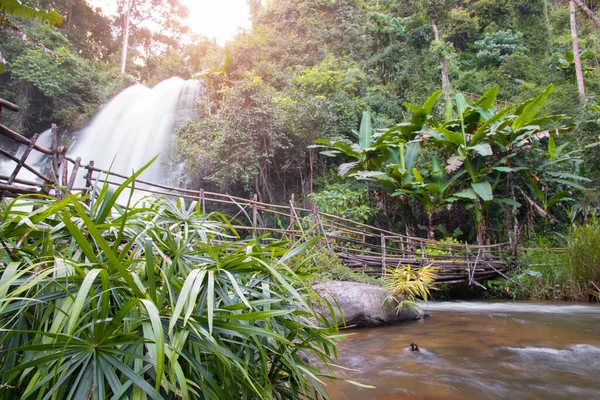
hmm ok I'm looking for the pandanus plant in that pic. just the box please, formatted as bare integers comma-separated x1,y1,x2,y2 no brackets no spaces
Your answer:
0,164,341,399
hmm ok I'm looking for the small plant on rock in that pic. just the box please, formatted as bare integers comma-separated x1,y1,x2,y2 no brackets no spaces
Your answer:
384,265,438,312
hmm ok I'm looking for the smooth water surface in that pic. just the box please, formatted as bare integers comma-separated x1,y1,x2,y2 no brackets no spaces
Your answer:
327,301,600,400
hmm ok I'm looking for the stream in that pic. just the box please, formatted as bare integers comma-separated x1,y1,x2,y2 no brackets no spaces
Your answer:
326,301,600,399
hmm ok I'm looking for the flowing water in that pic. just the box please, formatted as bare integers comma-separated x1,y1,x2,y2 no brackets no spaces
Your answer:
2,78,202,187
70,76,202,186
327,301,600,400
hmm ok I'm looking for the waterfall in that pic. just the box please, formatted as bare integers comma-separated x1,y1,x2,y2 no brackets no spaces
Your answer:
71,77,202,186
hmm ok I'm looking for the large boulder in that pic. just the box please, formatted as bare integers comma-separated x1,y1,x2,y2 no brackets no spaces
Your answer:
312,281,425,328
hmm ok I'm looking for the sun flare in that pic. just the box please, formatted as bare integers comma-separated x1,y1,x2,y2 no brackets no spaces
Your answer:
88,0,251,45
182,0,251,44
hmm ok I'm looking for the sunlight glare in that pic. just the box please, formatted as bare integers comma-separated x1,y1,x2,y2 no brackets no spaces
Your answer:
87,0,251,45
182,0,251,45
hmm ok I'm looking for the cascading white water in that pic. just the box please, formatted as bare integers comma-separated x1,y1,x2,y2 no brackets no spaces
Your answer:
71,77,202,186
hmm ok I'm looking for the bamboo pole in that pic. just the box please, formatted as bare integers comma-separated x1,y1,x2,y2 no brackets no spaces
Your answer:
0,123,52,155
381,233,387,276
288,193,295,241
60,146,68,187
0,149,52,183
199,189,205,213
66,157,81,192
7,133,39,185
252,193,258,238
289,194,305,237
0,98,19,112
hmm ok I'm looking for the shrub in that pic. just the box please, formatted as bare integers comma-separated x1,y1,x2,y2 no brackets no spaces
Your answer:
310,182,379,224
297,246,382,286
567,219,600,300
475,30,526,67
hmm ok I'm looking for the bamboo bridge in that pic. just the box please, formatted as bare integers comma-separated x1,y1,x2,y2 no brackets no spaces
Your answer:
0,98,512,286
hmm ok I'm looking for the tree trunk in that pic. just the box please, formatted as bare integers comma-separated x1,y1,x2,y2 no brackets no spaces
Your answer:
66,0,73,24
430,17,451,104
543,0,550,28
573,0,600,29
120,0,133,75
476,218,489,246
427,212,435,240
570,0,586,103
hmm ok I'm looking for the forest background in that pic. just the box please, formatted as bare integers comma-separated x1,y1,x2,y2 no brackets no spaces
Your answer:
2,0,600,255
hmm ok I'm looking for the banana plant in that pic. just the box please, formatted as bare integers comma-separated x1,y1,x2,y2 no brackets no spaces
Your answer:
312,111,388,176
314,92,443,177
428,85,574,244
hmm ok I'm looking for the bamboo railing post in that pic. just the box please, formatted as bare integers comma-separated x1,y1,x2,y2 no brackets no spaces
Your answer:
50,123,59,185
66,157,81,193
252,193,258,238
288,193,295,241
199,189,205,213
289,194,305,237
60,146,68,187
381,233,387,276
84,161,95,205
465,242,470,284
362,230,366,256
314,204,332,251
7,132,39,185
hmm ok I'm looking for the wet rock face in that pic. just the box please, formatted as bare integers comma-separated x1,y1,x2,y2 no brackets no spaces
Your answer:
312,281,425,328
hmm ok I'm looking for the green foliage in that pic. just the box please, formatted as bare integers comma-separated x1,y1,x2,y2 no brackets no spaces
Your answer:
0,178,340,398
495,221,600,301
567,218,600,298
425,236,462,256
297,246,382,286
475,30,527,67
310,182,379,223
0,0,62,26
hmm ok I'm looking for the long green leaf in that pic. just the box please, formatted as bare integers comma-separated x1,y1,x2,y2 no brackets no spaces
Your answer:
471,181,493,201
512,84,554,130
140,299,165,393
358,111,373,149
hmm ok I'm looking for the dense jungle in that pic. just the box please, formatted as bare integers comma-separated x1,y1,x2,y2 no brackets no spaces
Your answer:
2,1,600,399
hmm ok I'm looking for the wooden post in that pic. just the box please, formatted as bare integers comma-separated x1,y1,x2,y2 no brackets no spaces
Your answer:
85,161,95,205
50,123,59,185
66,157,81,192
401,238,405,259
289,194,305,237
314,205,332,251
252,193,258,238
465,242,470,284
381,233,387,277
199,188,205,213
8,132,39,185
288,193,295,241
60,146,68,187
362,230,366,256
